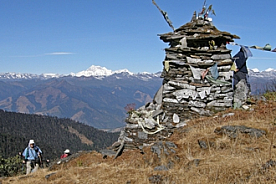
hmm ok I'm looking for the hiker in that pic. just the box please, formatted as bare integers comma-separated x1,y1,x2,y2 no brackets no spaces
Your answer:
22,139,42,175
232,48,250,91
60,149,71,159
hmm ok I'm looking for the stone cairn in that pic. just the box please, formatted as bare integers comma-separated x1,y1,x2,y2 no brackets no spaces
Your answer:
107,13,240,156
159,13,240,122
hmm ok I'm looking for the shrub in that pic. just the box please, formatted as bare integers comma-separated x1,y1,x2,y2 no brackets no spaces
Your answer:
0,155,24,177
124,103,136,115
263,92,276,101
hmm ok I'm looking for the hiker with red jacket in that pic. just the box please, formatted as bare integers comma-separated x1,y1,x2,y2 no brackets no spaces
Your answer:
22,139,42,175
60,149,71,159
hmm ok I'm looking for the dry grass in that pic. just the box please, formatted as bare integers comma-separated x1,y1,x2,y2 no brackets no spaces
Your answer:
2,100,276,184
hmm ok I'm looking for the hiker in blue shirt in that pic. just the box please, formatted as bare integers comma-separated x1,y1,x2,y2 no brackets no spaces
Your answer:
22,139,42,175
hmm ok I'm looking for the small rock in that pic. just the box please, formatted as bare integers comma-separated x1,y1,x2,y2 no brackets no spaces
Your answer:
45,172,56,180
214,125,266,138
173,113,180,123
222,113,235,118
242,105,250,110
154,165,169,171
198,140,208,149
149,175,163,184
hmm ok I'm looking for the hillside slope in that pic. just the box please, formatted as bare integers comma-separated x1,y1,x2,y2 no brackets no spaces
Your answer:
0,110,119,160
2,99,276,183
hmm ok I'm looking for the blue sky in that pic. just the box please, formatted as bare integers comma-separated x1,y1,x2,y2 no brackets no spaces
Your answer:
0,0,275,75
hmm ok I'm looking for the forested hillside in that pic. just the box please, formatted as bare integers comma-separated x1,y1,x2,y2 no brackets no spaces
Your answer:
0,110,119,160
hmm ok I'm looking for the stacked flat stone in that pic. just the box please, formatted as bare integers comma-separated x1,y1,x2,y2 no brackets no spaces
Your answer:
159,17,239,123
113,15,240,152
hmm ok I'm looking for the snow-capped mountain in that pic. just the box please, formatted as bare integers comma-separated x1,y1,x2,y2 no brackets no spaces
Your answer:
265,68,276,72
251,68,260,73
73,65,117,77
248,68,276,95
71,65,136,80
248,68,276,78
0,65,158,80
0,72,63,80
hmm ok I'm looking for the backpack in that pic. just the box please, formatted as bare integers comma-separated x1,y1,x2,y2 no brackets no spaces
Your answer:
25,147,42,166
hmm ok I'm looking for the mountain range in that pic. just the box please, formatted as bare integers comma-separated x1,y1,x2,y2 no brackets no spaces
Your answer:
1,65,275,82
247,68,276,94
0,65,275,129
0,65,162,129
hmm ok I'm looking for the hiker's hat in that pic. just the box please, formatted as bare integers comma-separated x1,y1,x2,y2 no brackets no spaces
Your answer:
29,140,35,144
64,149,70,153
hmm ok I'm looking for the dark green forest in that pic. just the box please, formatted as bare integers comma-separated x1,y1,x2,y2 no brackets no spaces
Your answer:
0,109,119,161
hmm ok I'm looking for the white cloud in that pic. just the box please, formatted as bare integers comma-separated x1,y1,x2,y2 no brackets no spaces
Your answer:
45,52,74,55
